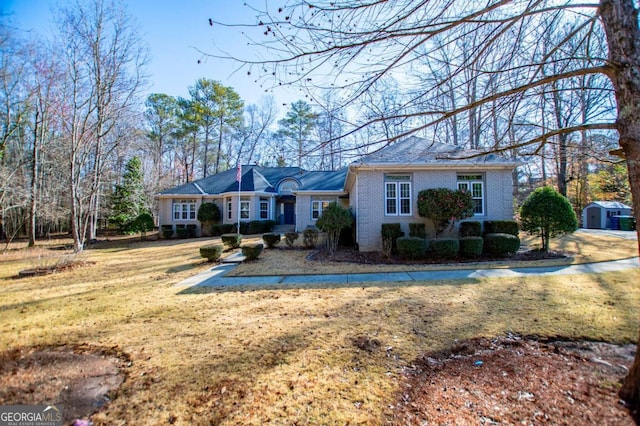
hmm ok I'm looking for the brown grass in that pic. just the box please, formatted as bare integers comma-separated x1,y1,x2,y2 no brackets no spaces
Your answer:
0,232,638,425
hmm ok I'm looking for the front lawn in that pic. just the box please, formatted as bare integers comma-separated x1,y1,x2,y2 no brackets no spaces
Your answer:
0,233,638,425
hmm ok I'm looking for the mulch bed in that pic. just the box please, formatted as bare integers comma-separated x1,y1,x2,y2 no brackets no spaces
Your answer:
386,335,637,425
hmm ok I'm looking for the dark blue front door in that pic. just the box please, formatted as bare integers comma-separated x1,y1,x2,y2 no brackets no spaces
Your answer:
284,203,295,225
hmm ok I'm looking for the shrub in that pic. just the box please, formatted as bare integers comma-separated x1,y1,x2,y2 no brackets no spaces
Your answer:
459,236,484,258
211,224,232,236
129,212,155,240
417,188,474,236
409,223,427,239
429,238,460,258
397,236,427,260
186,224,197,237
238,222,249,234
264,220,276,232
484,220,519,236
520,186,578,252
197,202,221,223
284,232,299,248
248,220,267,234
381,223,403,256
484,233,520,256
262,233,281,249
303,228,319,249
200,244,224,262
221,233,242,249
459,221,482,237
161,225,173,239
241,243,264,261
316,202,353,253
176,226,191,239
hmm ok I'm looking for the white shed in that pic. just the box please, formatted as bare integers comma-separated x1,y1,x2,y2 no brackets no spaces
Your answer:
582,201,632,229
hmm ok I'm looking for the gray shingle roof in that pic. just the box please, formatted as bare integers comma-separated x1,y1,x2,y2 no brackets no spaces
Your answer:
159,165,339,195
353,136,517,166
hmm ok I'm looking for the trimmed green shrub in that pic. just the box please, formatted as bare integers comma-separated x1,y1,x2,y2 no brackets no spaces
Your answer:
459,221,482,237
417,188,474,236
248,220,267,234
520,186,578,252
303,228,319,249
186,224,197,237
409,223,427,239
221,233,242,249
197,202,221,223
238,222,249,234
262,233,281,249
397,236,427,260
161,225,173,239
484,233,520,256
484,220,519,236
200,244,224,262
211,223,234,236
241,243,264,261
381,223,403,256
176,226,191,239
264,220,276,232
429,238,460,258
284,232,299,248
459,236,484,258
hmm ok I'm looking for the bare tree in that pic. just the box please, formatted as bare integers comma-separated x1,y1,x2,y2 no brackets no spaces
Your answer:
209,0,640,407
53,0,147,251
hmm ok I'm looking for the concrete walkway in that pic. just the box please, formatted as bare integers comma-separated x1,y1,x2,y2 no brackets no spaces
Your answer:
176,256,640,289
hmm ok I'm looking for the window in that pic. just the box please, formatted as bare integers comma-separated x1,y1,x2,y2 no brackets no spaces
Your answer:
173,200,197,220
312,200,332,219
260,199,269,219
385,175,412,216
457,174,484,215
227,198,232,220
279,180,299,193
240,198,250,219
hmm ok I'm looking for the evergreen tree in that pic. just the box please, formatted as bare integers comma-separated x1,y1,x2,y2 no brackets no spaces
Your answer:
109,157,147,232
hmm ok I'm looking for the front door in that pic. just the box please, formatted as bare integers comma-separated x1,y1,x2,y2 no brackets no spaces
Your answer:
284,203,295,225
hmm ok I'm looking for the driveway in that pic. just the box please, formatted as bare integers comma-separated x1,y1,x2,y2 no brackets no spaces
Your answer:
576,228,638,240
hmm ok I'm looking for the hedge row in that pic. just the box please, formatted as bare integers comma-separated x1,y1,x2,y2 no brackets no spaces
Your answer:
394,232,520,260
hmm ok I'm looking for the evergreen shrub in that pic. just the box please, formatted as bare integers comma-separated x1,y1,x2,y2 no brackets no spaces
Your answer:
429,238,460,258
459,236,484,258
241,243,264,261
397,236,427,260
262,233,281,249
200,244,224,262
484,233,520,256
221,233,242,249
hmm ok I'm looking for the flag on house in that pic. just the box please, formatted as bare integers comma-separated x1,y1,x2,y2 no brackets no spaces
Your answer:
236,164,242,183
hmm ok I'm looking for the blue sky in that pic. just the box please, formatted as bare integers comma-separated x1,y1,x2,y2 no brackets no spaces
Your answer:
2,0,299,108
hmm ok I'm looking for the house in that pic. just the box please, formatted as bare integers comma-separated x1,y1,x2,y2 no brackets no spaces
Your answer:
582,201,632,229
157,136,518,251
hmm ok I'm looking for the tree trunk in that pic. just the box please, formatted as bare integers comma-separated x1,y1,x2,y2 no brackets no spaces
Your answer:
600,0,640,408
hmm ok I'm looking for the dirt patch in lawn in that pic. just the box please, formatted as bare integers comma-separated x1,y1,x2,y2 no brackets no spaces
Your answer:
0,345,128,424
387,335,637,425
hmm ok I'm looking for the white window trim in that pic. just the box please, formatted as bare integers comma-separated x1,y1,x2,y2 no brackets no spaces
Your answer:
259,199,269,220
311,200,332,220
385,178,412,216
457,175,485,216
240,198,250,220
173,200,197,221
227,198,232,220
